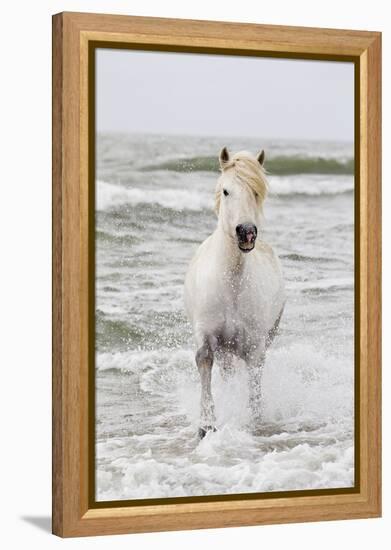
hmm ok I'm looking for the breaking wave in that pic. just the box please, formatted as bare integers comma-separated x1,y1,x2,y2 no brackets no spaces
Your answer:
97,176,353,212
142,155,354,175
97,180,211,211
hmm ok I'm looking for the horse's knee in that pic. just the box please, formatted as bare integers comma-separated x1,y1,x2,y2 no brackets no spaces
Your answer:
196,343,213,369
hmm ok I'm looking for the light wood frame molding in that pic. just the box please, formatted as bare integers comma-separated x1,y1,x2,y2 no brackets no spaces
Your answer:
52,11,381,537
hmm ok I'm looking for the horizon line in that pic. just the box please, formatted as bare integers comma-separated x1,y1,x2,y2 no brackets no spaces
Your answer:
96,129,354,145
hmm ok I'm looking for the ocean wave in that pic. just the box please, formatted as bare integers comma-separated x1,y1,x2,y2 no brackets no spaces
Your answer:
142,155,354,175
288,277,353,294
269,176,353,196
97,177,353,213
96,308,192,352
96,313,146,351
96,229,139,245
280,253,336,263
97,438,354,500
97,180,211,211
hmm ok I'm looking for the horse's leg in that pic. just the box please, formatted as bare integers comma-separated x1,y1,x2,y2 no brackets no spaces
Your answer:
196,339,217,439
245,349,266,427
220,352,234,382
265,305,285,350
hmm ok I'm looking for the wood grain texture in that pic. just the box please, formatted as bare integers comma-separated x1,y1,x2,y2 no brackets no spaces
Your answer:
53,12,84,536
52,12,63,537
365,34,382,514
65,11,379,56
52,12,382,537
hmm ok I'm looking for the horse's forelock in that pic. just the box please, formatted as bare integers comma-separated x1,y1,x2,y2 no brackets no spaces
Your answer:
214,152,268,216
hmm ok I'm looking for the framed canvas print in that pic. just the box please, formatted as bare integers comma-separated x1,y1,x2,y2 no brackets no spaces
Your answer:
52,12,381,537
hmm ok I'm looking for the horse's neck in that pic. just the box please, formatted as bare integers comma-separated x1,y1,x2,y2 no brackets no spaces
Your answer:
214,227,246,275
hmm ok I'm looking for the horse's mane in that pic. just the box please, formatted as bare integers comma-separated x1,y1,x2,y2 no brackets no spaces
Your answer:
214,151,268,215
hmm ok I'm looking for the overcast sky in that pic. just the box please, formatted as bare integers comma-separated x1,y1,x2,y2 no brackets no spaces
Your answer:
96,49,354,141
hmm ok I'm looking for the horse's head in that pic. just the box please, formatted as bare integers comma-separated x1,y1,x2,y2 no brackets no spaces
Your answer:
215,147,268,253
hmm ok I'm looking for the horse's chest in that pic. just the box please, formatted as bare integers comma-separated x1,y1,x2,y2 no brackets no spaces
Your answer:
217,297,264,357
222,282,266,334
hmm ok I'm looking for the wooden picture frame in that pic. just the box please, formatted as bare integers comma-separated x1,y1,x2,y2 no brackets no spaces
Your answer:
52,11,381,537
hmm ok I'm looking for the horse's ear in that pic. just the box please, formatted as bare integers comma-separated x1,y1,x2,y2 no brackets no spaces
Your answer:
257,149,265,166
219,147,230,168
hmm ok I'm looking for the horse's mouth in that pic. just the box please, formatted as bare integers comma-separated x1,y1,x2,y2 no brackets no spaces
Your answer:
238,242,255,253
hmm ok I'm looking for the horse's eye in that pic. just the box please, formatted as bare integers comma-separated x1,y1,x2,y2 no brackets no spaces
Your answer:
223,189,229,196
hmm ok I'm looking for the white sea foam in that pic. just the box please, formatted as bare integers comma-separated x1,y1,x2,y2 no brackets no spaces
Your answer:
96,430,353,500
96,342,354,500
97,342,353,425
269,175,354,196
97,180,211,211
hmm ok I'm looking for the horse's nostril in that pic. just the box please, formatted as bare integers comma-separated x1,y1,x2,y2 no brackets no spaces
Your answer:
246,225,257,238
236,225,242,235
247,231,256,243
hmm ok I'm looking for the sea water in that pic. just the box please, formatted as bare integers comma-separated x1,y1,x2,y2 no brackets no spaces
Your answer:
95,133,354,501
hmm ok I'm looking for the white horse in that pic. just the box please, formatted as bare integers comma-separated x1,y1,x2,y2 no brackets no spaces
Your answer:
184,147,285,438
